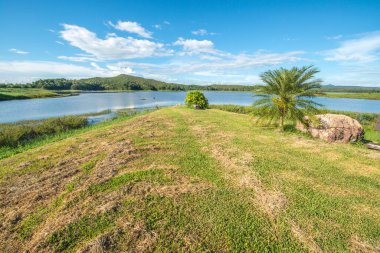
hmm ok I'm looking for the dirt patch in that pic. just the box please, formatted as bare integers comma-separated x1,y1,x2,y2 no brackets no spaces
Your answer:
189,119,288,219
0,112,185,252
343,161,380,177
125,171,213,198
350,235,380,253
365,151,380,161
209,144,287,218
80,216,158,253
290,222,324,253
279,171,362,198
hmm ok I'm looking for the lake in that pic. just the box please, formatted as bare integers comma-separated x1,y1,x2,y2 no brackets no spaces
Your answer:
0,91,380,123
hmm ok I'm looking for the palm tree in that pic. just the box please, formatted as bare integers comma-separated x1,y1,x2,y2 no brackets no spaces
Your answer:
253,65,322,130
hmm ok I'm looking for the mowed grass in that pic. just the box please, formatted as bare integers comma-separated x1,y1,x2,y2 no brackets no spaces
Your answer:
1,106,380,252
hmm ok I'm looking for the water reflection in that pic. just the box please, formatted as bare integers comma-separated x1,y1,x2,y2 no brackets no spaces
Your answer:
0,91,379,123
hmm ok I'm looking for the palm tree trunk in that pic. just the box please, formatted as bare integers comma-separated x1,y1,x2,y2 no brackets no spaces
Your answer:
280,115,285,131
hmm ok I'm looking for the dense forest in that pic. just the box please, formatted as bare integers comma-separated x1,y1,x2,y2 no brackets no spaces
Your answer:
1,75,379,92
0,74,254,91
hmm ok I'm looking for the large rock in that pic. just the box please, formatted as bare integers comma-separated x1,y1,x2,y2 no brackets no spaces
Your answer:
296,114,364,143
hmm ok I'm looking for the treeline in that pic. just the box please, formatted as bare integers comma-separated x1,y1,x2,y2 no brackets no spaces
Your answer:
1,76,380,92
0,74,254,91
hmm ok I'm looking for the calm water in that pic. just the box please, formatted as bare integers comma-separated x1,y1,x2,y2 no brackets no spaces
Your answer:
0,91,379,123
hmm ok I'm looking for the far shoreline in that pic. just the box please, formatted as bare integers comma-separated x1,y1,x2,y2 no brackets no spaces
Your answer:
1,88,380,102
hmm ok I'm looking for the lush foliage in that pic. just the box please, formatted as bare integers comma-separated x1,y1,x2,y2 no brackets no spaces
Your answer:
253,65,322,130
185,91,209,109
0,116,87,147
1,74,254,92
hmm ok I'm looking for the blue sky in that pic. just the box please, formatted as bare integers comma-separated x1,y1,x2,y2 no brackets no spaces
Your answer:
1,0,380,86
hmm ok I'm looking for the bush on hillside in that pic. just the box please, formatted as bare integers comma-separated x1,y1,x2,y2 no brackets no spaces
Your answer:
185,91,209,109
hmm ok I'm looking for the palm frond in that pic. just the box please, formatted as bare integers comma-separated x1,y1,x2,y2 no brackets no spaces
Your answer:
253,65,323,128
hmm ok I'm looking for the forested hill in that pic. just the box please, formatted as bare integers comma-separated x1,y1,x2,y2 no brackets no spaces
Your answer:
2,75,379,92
8,74,255,91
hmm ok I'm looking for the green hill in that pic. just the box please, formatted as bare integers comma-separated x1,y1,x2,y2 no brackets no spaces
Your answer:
25,74,254,91
1,107,380,252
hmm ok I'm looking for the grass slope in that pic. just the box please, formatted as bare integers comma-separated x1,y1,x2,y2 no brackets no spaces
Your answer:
1,107,380,252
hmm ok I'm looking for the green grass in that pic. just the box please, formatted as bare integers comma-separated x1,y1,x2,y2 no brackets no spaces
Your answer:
0,110,148,160
1,107,380,252
0,116,88,147
320,92,380,100
211,104,380,144
47,205,125,252
0,88,76,101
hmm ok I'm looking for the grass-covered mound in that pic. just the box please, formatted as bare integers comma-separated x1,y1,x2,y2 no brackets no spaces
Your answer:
1,107,380,252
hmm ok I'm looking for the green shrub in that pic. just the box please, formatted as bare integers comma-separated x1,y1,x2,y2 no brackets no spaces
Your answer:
185,91,209,109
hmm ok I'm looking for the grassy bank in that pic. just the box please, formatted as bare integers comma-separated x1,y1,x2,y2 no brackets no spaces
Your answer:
1,106,380,252
0,116,88,147
0,88,77,101
0,109,144,159
320,92,380,100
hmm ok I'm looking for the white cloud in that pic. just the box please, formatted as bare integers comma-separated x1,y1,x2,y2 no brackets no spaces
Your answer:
199,55,222,61
58,54,98,62
55,41,64,45
163,21,170,25
191,29,216,36
326,34,343,40
174,37,217,55
323,66,380,86
0,47,306,84
109,21,152,38
105,63,135,74
105,50,304,84
9,48,29,55
0,61,102,82
0,61,135,83
323,32,380,62
60,24,171,60
153,24,161,30
155,51,304,75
